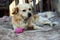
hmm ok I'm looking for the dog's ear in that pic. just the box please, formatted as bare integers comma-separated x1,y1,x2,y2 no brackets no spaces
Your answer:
12,7,19,15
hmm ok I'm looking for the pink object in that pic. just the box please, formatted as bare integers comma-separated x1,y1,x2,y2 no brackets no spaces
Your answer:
15,27,24,34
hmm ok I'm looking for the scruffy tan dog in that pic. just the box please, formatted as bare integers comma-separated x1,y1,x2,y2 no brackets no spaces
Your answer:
12,3,57,31
11,3,35,30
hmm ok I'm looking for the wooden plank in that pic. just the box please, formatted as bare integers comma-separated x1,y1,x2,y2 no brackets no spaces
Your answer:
9,0,16,16
19,0,25,4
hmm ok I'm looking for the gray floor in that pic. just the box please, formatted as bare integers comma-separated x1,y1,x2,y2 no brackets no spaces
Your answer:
0,16,60,40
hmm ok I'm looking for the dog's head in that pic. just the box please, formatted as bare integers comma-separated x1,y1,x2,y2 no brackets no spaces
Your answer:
12,3,33,19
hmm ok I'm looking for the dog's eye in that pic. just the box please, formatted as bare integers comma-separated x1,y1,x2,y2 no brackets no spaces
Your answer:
23,10,26,12
29,8,31,11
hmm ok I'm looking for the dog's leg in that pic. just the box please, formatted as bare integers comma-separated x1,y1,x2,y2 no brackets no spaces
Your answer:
13,25,17,30
34,26,42,29
12,23,19,31
32,24,43,30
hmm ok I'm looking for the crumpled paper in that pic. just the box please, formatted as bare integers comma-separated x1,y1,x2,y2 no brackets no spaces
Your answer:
0,14,60,40
38,11,56,19
35,11,59,26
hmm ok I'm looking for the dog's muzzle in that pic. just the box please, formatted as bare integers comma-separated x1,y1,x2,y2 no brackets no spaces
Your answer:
28,13,32,17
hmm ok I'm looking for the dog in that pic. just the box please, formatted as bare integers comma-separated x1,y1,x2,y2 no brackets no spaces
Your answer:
11,3,58,31
11,3,34,30
11,3,44,30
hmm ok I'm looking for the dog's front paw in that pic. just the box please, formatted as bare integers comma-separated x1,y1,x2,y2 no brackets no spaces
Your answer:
27,26,34,30
27,25,34,30
33,25,42,30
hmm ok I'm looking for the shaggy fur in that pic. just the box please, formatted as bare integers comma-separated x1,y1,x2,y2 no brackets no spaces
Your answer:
11,3,57,31
11,3,35,30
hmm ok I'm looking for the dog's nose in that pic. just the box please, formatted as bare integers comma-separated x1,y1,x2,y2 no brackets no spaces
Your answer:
28,13,32,17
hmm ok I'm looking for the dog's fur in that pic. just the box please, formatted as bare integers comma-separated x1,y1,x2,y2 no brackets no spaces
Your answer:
11,3,35,30
11,3,57,31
